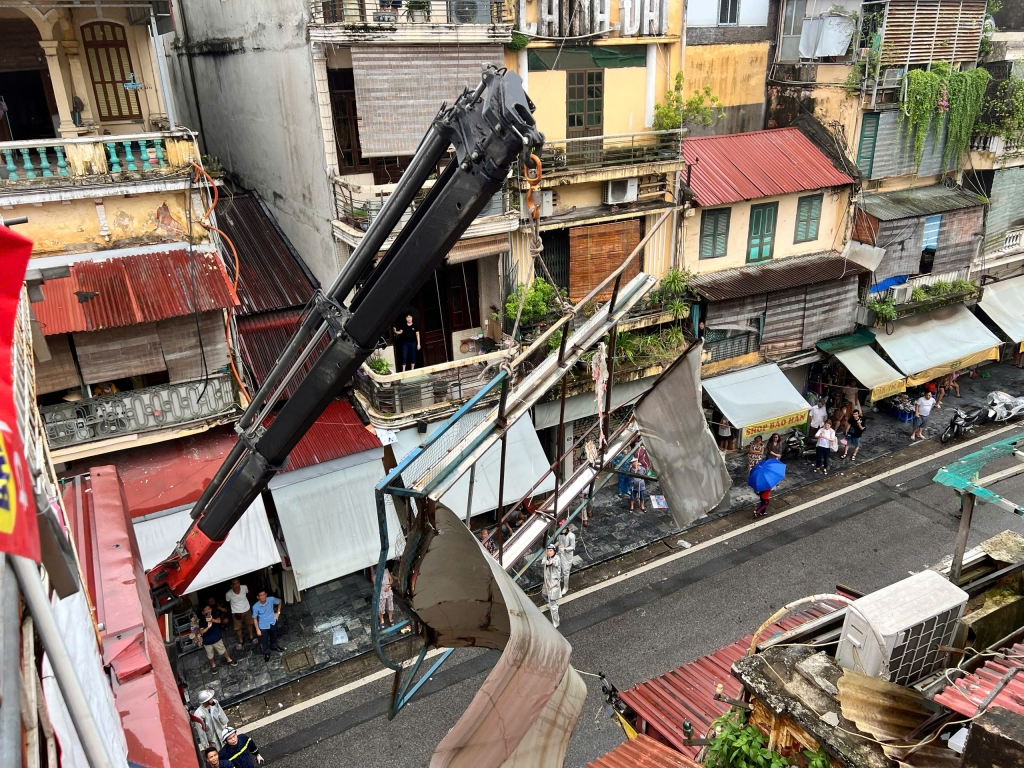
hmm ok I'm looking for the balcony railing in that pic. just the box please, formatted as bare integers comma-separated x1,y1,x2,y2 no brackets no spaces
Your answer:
703,328,760,363
315,0,505,24
335,177,513,234
905,266,971,291
522,129,684,178
1,131,195,187
1002,227,1024,252
354,347,513,418
40,373,238,451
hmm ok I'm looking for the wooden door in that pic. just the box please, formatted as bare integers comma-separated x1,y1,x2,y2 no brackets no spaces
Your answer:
747,203,778,263
446,261,481,333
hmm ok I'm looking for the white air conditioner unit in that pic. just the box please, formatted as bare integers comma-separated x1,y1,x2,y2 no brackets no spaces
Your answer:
520,190,553,219
887,283,914,304
603,178,639,205
837,570,967,687
448,0,490,24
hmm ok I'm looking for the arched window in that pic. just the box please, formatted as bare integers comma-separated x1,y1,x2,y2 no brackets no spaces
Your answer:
81,21,142,121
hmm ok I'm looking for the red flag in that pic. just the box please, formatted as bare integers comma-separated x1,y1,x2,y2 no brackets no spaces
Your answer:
0,225,40,561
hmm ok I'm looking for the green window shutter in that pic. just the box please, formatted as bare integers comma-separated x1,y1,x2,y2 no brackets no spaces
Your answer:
699,210,714,258
700,209,729,258
857,113,879,178
714,210,729,256
795,194,823,243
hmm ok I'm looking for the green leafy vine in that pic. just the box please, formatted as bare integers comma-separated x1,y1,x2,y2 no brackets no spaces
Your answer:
976,78,1024,145
900,63,990,169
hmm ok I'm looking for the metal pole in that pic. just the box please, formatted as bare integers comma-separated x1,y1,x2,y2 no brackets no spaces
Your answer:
950,493,976,585
0,557,21,768
465,464,476,529
602,324,618,452
11,556,114,768
149,8,176,130
552,328,570,520
496,379,509,563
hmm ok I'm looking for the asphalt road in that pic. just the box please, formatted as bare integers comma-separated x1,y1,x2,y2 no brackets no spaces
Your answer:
252,428,1024,768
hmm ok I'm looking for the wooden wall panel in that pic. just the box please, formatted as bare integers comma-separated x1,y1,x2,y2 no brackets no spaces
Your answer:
568,219,641,302
157,312,229,384
34,334,80,395
73,324,165,384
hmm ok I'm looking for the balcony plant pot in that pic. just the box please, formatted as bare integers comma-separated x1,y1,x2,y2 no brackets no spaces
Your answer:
404,0,430,21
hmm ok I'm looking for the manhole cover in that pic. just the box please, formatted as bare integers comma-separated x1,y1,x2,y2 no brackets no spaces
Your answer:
282,648,314,674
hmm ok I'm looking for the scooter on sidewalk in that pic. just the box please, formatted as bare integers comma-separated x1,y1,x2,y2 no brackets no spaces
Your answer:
940,406,989,443
985,391,1024,423
785,429,817,460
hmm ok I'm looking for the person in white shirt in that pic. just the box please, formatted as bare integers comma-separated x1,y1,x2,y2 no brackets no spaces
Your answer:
814,419,836,475
809,399,828,430
225,579,255,650
910,390,935,441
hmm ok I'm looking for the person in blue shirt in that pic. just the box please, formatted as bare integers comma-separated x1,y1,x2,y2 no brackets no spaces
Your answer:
204,747,232,768
251,589,284,662
219,727,264,767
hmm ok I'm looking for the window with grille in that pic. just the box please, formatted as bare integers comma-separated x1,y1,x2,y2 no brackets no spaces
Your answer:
699,208,730,259
794,193,823,243
82,22,142,121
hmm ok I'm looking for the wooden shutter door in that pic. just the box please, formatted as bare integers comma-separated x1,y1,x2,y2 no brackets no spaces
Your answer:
857,113,879,178
567,220,641,302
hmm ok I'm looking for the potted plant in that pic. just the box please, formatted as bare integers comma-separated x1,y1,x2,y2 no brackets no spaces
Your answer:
404,0,430,21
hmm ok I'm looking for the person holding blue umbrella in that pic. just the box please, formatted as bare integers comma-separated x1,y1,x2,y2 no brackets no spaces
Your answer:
748,457,786,518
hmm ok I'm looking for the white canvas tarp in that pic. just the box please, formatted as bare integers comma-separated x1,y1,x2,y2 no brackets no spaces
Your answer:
270,450,405,592
872,305,1002,386
834,346,906,400
634,343,731,527
979,274,1024,345
799,14,856,58
703,363,810,445
134,495,280,594
394,414,555,519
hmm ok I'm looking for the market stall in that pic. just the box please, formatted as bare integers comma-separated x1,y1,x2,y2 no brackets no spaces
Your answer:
703,363,811,447
832,345,906,402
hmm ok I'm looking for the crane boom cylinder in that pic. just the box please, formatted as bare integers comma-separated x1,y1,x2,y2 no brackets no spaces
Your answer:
148,67,542,604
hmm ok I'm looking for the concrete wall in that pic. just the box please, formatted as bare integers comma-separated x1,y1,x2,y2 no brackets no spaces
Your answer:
684,42,770,135
15,193,204,256
171,0,339,284
682,188,850,274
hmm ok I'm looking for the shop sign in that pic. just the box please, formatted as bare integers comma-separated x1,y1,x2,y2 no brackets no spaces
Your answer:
741,409,809,442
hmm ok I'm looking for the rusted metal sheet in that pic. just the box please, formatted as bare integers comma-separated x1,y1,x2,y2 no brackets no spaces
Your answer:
286,399,381,470
690,252,868,302
236,308,331,399
34,250,238,335
216,192,318,315
683,128,853,207
860,186,988,221
801,276,858,349
587,734,702,768
760,285,806,356
413,507,586,767
618,605,843,760
935,642,1024,718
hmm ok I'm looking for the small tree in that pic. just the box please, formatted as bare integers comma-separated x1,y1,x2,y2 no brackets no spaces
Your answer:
652,72,727,132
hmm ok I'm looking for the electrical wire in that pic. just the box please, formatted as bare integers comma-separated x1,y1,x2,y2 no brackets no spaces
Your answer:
184,170,211,404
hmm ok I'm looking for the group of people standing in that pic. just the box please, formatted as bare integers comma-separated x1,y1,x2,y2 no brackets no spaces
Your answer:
193,690,264,767
807,398,867,475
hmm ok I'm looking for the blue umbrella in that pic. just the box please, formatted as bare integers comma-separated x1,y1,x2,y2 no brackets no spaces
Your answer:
748,458,786,493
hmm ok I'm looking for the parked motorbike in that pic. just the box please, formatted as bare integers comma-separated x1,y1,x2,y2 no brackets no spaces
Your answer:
785,429,817,460
985,391,1024,423
940,406,989,443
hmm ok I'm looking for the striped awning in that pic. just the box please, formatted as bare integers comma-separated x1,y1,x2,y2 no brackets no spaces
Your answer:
447,234,509,265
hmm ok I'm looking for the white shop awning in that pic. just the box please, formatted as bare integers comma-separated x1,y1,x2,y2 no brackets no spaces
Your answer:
834,346,906,401
134,495,280,594
872,305,1002,387
269,448,405,592
533,375,658,430
979,274,1024,347
703,363,810,446
394,413,556,519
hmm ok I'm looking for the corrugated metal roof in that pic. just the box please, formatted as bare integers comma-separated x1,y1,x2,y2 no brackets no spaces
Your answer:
859,185,988,222
690,252,869,302
216,192,319,315
935,643,1024,717
236,308,331,399
286,399,381,470
683,128,854,207
618,604,842,760
34,249,238,336
587,734,702,768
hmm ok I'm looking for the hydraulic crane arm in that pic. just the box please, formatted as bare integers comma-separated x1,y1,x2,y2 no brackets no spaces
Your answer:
148,66,543,607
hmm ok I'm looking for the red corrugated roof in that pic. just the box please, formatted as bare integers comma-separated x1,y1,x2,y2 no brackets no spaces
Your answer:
588,734,702,768
63,469,196,768
216,192,318,315
618,603,844,759
34,249,238,335
935,643,1024,717
683,128,854,207
81,400,380,518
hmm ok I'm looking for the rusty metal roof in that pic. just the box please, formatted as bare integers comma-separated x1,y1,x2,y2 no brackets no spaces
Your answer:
683,128,854,207
236,307,331,399
689,252,869,302
935,643,1024,717
587,734,702,768
34,249,238,336
859,185,988,222
286,399,381,470
618,604,842,760
215,192,319,315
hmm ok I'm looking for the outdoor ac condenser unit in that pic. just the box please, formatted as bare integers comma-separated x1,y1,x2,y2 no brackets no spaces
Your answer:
836,570,968,687
887,283,915,304
603,178,639,205
448,0,490,23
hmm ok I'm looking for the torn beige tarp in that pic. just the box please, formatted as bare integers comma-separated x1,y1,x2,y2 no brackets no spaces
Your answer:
412,507,586,768
633,341,731,527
